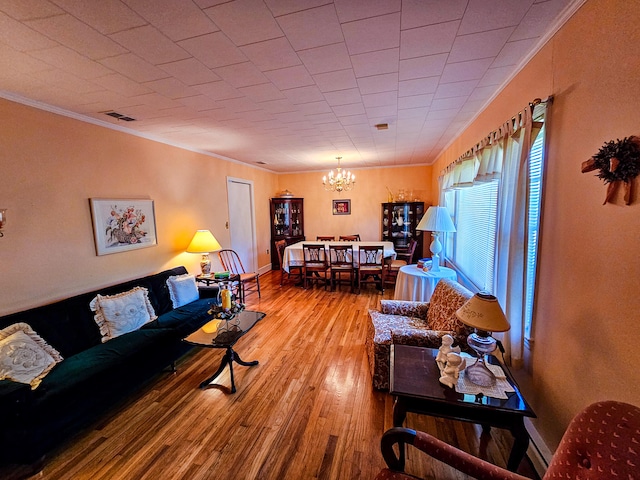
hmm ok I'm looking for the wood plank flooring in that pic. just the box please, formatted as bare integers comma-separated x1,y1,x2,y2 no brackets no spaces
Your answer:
1,271,540,480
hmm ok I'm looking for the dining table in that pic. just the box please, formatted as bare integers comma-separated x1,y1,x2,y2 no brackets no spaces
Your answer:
282,240,396,272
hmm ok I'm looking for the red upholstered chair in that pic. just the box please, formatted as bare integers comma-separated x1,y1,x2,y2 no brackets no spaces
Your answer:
375,400,640,480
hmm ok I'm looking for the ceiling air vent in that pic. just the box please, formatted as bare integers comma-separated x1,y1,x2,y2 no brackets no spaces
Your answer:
103,111,136,122
256,161,267,165
375,123,388,130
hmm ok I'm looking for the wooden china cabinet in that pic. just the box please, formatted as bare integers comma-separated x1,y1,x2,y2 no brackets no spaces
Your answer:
381,201,426,256
270,197,305,269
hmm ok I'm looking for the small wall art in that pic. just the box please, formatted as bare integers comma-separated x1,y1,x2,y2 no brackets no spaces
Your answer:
332,199,351,215
90,198,157,255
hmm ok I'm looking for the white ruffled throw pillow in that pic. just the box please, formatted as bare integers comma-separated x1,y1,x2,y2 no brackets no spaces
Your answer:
166,274,199,308
0,322,63,389
90,286,157,342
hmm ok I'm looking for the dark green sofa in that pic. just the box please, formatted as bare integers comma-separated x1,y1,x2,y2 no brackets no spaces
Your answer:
0,266,216,465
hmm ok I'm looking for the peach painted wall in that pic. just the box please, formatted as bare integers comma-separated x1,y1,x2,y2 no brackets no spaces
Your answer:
431,0,640,449
0,98,278,316
278,165,434,256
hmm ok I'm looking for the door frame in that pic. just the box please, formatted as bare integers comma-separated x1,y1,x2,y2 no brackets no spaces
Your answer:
226,176,258,273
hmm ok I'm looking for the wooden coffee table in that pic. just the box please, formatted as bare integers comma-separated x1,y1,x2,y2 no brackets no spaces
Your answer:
390,344,536,472
184,310,265,393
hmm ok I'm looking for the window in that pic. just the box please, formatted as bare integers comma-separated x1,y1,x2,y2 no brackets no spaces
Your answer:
524,126,545,339
445,181,499,292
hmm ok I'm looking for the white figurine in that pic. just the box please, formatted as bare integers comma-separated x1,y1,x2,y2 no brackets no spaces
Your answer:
439,352,466,388
436,334,461,369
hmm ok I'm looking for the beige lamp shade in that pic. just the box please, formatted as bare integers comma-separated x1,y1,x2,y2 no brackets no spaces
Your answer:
186,230,222,253
416,206,456,232
456,293,510,332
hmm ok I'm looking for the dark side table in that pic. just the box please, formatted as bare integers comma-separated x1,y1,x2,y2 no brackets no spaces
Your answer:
390,344,536,472
196,273,243,303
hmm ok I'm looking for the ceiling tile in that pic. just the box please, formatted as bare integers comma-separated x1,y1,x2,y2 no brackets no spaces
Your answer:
342,13,400,55
179,32,247,69
306,112,338,124
256,98,296,114
217,96,260,113
276,4,343,51
0,1,64,20
238,82,286,102
430,96,468,111
511,0,571,41
26,14,127,60
365,104,396,117
434,79,479,99
492,38,536,68
110,25,191,65
264,0,333,17
193,81,242,100
399,53,447,80
264,65,315,90
297,100,333,115
161,58,220,85
313,69,357,92
324,88,362,106
0,11,59,51
400,21,458,59
130,92,181,109
357,72,398,94
30,45,112,79
401,0,467,30
448,27,515,63
53,0,145,35
398,77,439,97
99,53,168,82
351,48,399,78
458,0,531,35
93,72,153,96
440,58,493,83
123,0,218,40
282,85,325,104
398,94,433,109
240,37,301,71
477,66,512,87
204,0,283,46
334,0,400,23
214,62,269,88
362,91,397,108
332,103,365,117
397,106,429,119
297,42,351,74
144,77,199,98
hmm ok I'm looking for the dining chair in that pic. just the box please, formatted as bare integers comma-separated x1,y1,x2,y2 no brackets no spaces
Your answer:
339,234,360,241
385,238,417,285
302,244,330,290
217,249,261,298
328,244,356,292
275,239,302,286
357,245,384,294
316,235,335,241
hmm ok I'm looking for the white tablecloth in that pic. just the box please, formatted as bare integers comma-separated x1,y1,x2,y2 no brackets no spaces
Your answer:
393,265,457,301
282,241,396,272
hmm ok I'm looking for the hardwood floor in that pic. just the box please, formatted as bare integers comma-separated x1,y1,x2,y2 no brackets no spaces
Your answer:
1,271,540,480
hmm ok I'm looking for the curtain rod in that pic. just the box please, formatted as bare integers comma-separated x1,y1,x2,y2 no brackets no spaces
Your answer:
450,95,554,167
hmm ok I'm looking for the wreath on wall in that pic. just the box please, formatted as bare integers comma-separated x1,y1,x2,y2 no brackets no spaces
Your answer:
581,136,640,205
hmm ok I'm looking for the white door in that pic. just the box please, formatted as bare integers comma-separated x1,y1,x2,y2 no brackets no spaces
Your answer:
226,177,257,272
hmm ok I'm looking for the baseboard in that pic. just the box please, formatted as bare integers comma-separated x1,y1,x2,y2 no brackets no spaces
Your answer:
525,417,552,477
258,264,272,276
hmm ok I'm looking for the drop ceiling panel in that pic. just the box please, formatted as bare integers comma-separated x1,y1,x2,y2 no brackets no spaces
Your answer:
0,0,578,172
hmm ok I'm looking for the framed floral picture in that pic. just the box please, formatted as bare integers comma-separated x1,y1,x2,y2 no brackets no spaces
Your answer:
332,199,351,215
89,198,157,255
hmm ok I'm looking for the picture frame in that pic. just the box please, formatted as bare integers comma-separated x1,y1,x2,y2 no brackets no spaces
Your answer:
332,199,351,215
89,198,157,256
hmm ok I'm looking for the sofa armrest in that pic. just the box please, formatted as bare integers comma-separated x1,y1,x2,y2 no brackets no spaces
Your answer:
380,300,429,318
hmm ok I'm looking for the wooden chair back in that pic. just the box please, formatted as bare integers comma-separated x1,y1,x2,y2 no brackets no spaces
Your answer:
316,235,335,241
339,234,360,241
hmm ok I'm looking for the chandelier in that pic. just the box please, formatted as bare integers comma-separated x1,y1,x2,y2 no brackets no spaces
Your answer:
322,157,355,192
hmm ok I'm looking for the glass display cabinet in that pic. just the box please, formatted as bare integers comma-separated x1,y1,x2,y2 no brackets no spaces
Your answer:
270,197,304,269
381,201,426,255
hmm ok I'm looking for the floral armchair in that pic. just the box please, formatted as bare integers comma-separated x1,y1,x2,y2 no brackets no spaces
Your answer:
366,278,473,390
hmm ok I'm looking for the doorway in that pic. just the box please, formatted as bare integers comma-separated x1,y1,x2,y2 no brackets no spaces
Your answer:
226,177,257,273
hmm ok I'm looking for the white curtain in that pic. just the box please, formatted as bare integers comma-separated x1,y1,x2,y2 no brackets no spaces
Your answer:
441,103,546,366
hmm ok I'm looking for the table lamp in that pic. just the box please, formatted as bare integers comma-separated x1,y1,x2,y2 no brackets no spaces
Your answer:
186,230,222,277
456,293,510,387
416,206,456,272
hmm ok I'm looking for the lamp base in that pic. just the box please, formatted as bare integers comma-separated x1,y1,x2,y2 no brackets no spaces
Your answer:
200,253,212,277
429,232,442,272
465,331,497,387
